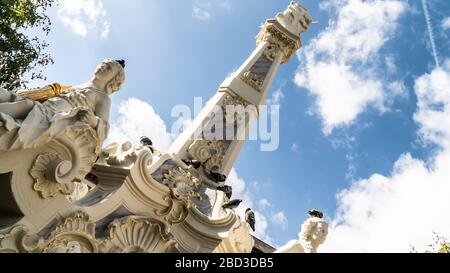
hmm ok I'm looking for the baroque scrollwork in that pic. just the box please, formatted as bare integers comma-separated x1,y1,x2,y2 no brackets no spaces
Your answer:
29,125,98,199
163,166,201,203
214,220,254,253
0,226,27,253
188,139,226,173
30,153,76,198
155,166,202,225
22,212,99,253
98,141,138,168
100,216,178,253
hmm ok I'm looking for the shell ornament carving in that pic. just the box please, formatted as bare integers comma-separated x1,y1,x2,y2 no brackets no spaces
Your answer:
100,217,178,253
155,167,202,225
22,212,99,253
163,166,201,203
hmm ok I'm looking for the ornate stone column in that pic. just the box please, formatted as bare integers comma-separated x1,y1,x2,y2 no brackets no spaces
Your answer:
169,2,313,178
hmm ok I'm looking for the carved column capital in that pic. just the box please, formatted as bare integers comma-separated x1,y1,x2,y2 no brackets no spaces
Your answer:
256,20,302,64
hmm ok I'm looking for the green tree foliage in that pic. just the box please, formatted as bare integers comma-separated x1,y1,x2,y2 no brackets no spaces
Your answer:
0,0,55,90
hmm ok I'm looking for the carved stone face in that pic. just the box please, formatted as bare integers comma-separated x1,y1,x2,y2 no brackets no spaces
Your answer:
93,59,126,94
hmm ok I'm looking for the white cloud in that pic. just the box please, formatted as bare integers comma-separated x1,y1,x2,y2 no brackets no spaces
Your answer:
443,17,450,30
192,5,211,21
295,0,406,134
271,211,288,231
323,62,450,252
257,199,272,210
267,89,285,106
414,64,450,146
108,98,174,150
291,143,299,153
192,0,231,21
58,0,110,38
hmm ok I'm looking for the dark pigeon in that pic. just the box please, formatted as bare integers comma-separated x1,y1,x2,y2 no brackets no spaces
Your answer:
207,170,227,183
222,199,242,210
217,185,233,199
245,208,256,232
140,136,154,153
182,159,201,169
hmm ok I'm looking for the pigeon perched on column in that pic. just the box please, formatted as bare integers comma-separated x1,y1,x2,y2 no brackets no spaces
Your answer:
140,136,154,153
222,199,242,210
245,208,256,232
182,159,201,169
207,170,227,183
217,185,233,199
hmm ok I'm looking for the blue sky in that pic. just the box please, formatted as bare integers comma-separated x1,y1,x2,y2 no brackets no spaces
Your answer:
27,0,450,252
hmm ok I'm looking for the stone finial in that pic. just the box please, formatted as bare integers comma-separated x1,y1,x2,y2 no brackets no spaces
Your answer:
275,1,313,35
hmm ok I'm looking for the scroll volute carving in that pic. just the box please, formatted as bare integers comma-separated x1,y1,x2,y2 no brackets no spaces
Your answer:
30,126,98,199
187,139,226,173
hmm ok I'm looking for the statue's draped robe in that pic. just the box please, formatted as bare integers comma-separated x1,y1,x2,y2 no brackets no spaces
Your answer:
0,87,109,151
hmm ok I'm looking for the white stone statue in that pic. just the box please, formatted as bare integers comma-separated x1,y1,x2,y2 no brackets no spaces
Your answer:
0,59,125,152
275,1,313,35
275,210,328,253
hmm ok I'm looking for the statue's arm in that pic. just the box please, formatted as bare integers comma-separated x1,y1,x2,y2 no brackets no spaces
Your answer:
94,95,111,125
92,95,112,143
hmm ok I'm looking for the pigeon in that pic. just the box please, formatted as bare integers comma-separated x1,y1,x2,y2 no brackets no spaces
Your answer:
308,209,324,219
245,208,256,232
217,185,233,199
115,59,126,68
222,199,242,210
140,136,154,153
207,170,227,183
182,159,201,169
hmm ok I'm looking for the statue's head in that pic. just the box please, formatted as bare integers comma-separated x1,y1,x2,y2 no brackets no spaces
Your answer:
92,59,126,94
276,1,313,35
